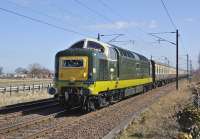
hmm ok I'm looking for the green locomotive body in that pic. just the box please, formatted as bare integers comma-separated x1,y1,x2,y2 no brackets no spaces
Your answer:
51,38,152,111
49,38,187,111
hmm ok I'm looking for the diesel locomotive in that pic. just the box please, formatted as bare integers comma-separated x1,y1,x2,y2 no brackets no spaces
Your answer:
48,38,187,111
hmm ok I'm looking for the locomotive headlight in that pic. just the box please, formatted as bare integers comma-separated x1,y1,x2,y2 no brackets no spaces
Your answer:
110,68,114,73
83,72,87,77
93,68,96,74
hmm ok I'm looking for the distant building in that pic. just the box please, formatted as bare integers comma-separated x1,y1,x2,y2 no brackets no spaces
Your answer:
13,74,27,78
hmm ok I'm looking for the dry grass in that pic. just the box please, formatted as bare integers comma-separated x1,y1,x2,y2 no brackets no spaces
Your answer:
0,78,53,107
119,81,192,139
0,90,52,107
192,71,200,82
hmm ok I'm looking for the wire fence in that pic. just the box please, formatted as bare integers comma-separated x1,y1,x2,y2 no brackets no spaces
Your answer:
192,84,200,109
0,83,53,96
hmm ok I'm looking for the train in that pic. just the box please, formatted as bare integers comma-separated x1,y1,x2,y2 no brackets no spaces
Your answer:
48,38,188,112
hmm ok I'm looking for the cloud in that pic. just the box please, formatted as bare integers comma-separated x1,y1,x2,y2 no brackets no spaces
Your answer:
184,18,195,22
148,20,158,29
88,20,158,30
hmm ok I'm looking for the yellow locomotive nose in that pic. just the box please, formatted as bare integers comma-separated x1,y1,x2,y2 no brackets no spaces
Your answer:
59,56,88,81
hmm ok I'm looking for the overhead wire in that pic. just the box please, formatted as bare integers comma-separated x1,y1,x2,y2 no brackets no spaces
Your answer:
73,0,113,23
0,7,89,36
97,0,181,50
179,35,189,54
75,0,164,48
97,0,124,19
5,0,92,33
51,2,99,25
2,0,188,56
6,0,62,23
94,0,158,47
96,0,188,62
160,0,177,30
159,0,189,57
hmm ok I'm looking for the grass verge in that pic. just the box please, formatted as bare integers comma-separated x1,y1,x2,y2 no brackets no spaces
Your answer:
118,81,192,139
0,90,52,107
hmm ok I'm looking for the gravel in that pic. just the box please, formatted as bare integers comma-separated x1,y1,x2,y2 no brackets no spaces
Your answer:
0,82,181,139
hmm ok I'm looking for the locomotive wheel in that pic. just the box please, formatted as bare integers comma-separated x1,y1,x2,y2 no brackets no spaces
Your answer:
59,96,71,110
82,98,96,112
143,86,147,93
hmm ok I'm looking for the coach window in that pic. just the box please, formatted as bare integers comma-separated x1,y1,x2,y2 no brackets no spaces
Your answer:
87,41,104,53
70,41,84,49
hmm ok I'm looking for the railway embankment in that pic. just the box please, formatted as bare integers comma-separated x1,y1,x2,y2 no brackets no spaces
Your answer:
118,80,197,139
0,80,193,139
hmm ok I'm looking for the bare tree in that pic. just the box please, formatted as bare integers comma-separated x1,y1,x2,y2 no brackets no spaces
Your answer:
28,63,52,78
15,67,28,74
41,68,52,78
28,63,43,78
0,67,3,75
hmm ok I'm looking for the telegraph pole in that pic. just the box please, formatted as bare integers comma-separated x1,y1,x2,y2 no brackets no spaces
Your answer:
149,30,179,90
97,33,100,41
176,29,179,90
190,60,192,77
186,54,189,80
189,60,192,83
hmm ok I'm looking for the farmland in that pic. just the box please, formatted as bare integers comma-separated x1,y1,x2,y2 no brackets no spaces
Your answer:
0,78,53,107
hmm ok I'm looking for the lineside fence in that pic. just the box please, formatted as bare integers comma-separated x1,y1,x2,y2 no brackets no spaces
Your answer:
0,83,53,96
192,82,200,110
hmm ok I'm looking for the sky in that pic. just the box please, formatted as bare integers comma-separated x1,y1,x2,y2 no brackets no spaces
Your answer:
0,0,199,73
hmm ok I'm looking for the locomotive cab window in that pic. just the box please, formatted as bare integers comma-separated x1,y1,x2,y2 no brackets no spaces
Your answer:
108,47,117,60
87,41,104,53
70,41,84,49
62,59,84,68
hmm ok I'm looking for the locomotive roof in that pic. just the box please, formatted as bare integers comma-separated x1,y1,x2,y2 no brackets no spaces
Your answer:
69,38,149,61
109,44,149,61
85,38,148,61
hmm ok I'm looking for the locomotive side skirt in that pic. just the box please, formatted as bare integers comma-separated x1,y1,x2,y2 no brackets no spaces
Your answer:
88,78,152,95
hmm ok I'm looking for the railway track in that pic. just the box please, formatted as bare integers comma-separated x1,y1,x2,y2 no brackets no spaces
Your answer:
0,81,184,139
0,98,56,114
0,109,65,135
0,99,66,139
0,98,61,131
0,108,81,139
40,83,180,139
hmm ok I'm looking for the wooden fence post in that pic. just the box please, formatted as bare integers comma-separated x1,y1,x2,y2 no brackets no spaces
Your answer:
9,84,12,96
23,84,25,92
42,83,43,90
4,88,6,94
32,83,34,93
